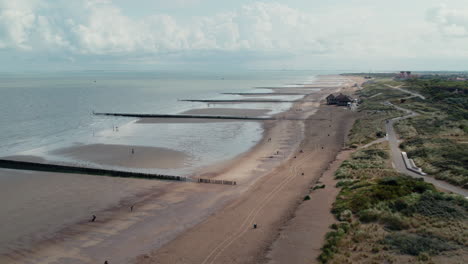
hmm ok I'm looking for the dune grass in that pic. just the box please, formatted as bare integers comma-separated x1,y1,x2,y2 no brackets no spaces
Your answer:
318,142,468,263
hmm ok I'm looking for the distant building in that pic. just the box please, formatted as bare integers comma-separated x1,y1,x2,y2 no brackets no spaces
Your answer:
327,93,354,106
326,94,337,105
449,77,467,81
395,71,414,80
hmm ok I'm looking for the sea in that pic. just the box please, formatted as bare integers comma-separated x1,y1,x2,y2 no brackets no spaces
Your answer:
0,70,332,174
0,70,336,257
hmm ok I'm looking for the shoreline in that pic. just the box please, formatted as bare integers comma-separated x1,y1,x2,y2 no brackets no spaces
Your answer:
135,75,364,264
1,75,363,264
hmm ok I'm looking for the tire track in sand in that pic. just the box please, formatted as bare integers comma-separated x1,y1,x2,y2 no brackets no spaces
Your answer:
202,152,314,264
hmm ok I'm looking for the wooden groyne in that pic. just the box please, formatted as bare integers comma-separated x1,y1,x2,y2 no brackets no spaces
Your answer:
179,99,297,103
221,92,308,96
94,113,274,121
93,112,323,121
0,159,187,181
197,178,236,185
0,159,239,186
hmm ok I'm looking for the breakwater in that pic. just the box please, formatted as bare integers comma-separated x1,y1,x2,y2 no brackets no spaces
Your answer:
0,159,187,181
94,113,274,120
179,99,298,103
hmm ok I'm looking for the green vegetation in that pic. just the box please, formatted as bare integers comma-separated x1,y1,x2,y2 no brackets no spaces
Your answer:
383,233,459,256
347,76,467,187
393,79,468,188
347,81,406,146
318,143,468,263
313,184,326,190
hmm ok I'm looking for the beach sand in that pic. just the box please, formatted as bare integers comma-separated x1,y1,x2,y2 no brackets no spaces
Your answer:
51,144,191,169
134,76,363,264
265,150,354,264
136,103,358,264
1,75,365,264
181,108,271,116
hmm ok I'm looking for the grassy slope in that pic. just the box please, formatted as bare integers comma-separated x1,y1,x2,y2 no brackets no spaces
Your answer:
318,143,468,264
347,81,406,146
393,80,468,188
318,76,468,263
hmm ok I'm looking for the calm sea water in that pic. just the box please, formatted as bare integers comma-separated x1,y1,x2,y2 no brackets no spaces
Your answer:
0,70,327,174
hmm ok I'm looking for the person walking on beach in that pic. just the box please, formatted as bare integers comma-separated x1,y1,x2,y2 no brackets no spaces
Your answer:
131,148,134,154
91,215,96,222
130,205,134,212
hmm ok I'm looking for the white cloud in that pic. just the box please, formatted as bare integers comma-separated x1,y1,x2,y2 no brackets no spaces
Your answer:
0,0,331,54
1,0,468,70
0,0,38,49
427,4,468,38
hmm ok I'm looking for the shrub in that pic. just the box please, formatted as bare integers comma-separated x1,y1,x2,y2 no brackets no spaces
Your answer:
411,192,467,219
383,233,458,256
379,213,409,231
304,195,311,201
318,223,352,263
313,184,326,190
359,209,380,223
339,210,353,222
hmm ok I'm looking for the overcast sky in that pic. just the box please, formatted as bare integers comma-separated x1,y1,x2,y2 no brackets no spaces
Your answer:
1,0,468,72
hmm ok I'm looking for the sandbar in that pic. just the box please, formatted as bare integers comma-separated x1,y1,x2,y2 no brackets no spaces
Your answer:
52,144,191,169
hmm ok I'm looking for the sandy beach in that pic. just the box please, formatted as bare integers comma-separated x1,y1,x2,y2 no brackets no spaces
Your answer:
136,78,361,264
1,75,364,264
52,144,191,169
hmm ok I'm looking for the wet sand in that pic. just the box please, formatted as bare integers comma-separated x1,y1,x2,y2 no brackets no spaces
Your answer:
51,144,191,169
1,75,364,264
0,169,169,258
181,108,271,117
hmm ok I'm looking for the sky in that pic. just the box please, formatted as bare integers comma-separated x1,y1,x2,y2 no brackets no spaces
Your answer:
1,0,468,72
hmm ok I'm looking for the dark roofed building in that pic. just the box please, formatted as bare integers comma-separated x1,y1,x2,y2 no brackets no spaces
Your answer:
335,93,353,106
327,93,354,106
326,94,336,105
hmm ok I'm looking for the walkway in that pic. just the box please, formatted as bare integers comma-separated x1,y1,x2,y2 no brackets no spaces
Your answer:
385,84,426,100
384,102,468,197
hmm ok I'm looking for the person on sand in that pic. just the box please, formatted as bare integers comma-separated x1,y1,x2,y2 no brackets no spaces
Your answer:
131,148,134,154
253,224,257,229
91,215,96,222
131,205,134,212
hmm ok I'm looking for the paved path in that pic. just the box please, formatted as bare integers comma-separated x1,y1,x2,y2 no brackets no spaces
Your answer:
385,84,426,100
384,102,468,197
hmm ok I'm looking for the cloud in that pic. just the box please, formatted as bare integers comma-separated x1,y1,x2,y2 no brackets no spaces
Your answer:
0,0,331,55
0,0,38,49
426,4,468,38
1,0,468,70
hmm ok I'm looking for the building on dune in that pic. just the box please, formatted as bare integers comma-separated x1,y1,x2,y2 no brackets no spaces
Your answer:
326,94,337,105
326,93,354,106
